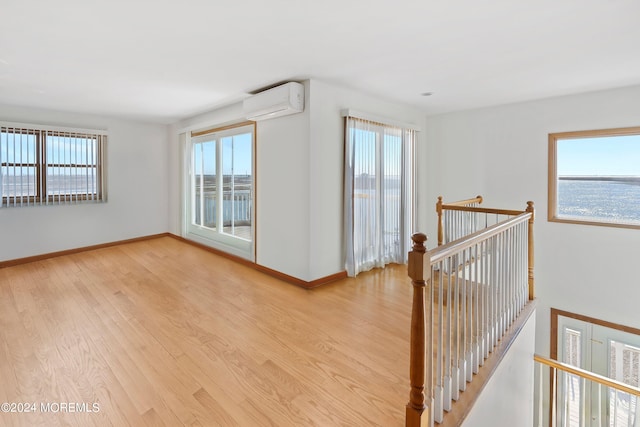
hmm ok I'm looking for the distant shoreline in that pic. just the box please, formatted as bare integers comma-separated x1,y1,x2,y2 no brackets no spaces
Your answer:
559,175,640,183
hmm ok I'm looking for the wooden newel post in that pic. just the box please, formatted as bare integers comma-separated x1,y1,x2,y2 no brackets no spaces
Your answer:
526,201,535,300
406,233,433,427
436,197,444,247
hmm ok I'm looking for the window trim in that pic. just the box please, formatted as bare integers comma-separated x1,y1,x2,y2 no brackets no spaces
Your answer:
548,126,640,230
1,121,107,207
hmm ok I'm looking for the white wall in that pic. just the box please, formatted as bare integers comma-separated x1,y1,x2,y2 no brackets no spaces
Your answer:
0,105,170,261
422,84,640,357
168,102,245,238
462,309,536,427
170,80,426,282
170,90,313,279
307,80,426,280
255,85,312,279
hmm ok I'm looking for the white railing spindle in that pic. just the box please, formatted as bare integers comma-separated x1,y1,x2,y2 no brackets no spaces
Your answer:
407,198,534,427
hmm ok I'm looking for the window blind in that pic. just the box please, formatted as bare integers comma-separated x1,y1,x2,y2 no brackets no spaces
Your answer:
0,123,107,207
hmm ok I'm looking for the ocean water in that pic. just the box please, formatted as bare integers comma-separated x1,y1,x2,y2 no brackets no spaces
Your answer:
558,180,640,224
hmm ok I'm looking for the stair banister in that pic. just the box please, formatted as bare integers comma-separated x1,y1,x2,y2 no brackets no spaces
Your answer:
406,233,433,427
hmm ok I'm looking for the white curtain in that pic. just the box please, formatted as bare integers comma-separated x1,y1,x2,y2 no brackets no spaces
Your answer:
344,116,415,277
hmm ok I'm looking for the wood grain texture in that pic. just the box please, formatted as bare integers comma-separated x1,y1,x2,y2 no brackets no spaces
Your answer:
0,233,172,268
534,354,640,397
168,234,347,288
0,237,412,426
0,236,529,426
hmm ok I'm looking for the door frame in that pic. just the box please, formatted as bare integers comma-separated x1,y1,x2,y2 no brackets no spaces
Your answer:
551,308,640,426
551,308,640,361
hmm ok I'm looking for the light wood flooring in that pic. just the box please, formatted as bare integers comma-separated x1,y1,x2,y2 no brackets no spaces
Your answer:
0,236,412,426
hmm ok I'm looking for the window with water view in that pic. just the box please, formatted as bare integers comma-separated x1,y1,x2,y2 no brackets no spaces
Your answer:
186,122,254,260
1,124,106,207
548,127,640,229
343,115,415,276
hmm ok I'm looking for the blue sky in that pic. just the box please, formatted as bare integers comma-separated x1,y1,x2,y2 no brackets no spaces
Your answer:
193,132,252,176
557,134,640,176
1,133,97,165
350,127,404,176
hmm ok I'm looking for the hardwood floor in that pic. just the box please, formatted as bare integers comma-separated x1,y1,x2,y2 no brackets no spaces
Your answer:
0,237,412,426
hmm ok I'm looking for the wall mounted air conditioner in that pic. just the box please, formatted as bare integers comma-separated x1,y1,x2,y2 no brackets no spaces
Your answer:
243,82,304,121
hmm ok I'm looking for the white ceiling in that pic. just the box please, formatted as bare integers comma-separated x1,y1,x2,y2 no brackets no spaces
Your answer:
1,0,639,124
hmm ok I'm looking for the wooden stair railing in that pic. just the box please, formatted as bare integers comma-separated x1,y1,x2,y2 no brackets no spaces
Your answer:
437,195,535,298
534,354,640,427
406,233,433,427
437,195,483,247
407,198,535,426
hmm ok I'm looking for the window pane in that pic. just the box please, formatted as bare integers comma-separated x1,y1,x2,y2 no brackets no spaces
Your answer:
551,130,640,228
563,327,582,367
193,140,216,229
47,135,97,165
609,341,640,426
1,130,38,201
383,130,402,261
609,340,640,386
353,129,377,194
561,327,583,427
1,132,37,164
192,141,217,229
221,133,252,240
46,134,99,199
47,166,97,196
1,166,37,197
352,127,378,264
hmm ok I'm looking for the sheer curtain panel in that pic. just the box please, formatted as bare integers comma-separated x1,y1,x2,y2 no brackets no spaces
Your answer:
344,115,415,277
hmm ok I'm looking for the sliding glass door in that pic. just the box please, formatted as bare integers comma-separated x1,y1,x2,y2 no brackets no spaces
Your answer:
558,316,640,427
344,116,415,276
186,123,255,260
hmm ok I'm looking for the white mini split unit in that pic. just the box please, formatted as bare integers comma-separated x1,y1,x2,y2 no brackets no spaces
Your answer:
243,82,304,121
